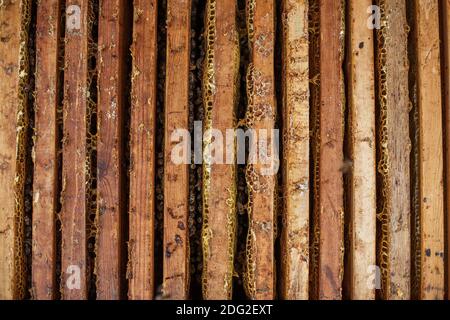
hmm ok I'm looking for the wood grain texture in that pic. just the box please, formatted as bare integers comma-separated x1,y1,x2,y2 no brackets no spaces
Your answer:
244,0,277,300
128,0,158,300
414,0,445,300
61,0,91,300
280,0,309,300
442,0,450,301
347,0,376,300
96,0,128,300
201,0,239,300
32,0,61,300
0,0,29,300
163,0,191,300
317,0,344,300
377,0,411,300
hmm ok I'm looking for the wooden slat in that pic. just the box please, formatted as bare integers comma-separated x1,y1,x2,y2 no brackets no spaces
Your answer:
347,0,376,300
244,0,277,300
376,0,410,300
163,0,191,300
96,0,128,300
201,0,239,300
32,0,61,300
309,0,320,299
0,0,30,300
442,0,450,301
414,0,445,300
317,0,344,300
61,0,91,299
128,0,158,300
280,0,309,300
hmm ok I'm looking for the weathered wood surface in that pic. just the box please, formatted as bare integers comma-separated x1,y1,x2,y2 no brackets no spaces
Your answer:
163,0,191,300
96,0,129,300
280,0,309,300
128,0,158,301
244,0,277,300
317,0,345,300
376,0,411,300
32,0,62,300
61,0,91,300
201,0,239,300
0,0,30,300
347,0,376,300
414,0,445,300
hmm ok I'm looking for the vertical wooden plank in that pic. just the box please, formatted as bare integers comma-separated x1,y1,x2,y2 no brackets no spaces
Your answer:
280,0,309,300
61,0,91,300
442,0,450,301
244,0,277,300
347,0,376,300
414,0,445,300
309,0,321,299
376,0,410,300
0,0,30,300
202,0,239,300
128,0,157,300
163,0,191,300
317,0,344,300
96,0,128,300
32,0,61,300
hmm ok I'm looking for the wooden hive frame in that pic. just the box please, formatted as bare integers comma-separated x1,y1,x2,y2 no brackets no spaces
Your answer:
32,0,62,300
346,0,377,300
376,0,411,300
412,0,445,300
128,0,158,300
243,0,277,300
163,0,191,300
96,0,130,300
201,0,239,300
0,0,31,300
315,0,345,300
280,0,310,300
60,0,94,300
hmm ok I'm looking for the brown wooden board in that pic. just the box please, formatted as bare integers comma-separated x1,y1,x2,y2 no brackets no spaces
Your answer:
347,0,376,300
244,0,277,300
96,0,129,300
61,0,91,299
317,0,345,300
376,0,411,300
32,0,62,300
128,0,158,300
0,0,30,300
280,0,310,300
201,0,239,300
163,0,191,300
414,0,445,300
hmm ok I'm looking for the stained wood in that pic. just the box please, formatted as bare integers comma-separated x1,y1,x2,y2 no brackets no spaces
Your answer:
0,0,30,300
280,0,309,300
347,0,376,300
96,0,128,300
32,0,61,300
317,0,344,300
61,0,91,300
414,0,445,300
245,0,277,300
377,0,411,300
163,0,191,300
201,0,239,300
128,0,158,300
